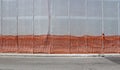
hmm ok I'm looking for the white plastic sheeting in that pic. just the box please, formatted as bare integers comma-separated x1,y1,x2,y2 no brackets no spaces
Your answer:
0,0,119,36
0,0,1,35
70,19,86,36
18,17,33,35
2,0,17,17
51,18,69,35
2,18,17,35
87,0,102,17
1,0,17,35
18,0,33,16
51,0,68,16
103,1,118,18
34,0,48,16
34,17,49,35
103,19,118,35
86,19,102,36
70,0,85,16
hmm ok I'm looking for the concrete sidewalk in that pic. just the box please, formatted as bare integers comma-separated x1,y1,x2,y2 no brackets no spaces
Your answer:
0,53,120,57
0,56,120,70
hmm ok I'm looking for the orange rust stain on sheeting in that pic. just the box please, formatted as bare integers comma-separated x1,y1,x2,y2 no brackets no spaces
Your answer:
0,36,2,52
18,35,33,53
2,36,17,53
0,35,119,54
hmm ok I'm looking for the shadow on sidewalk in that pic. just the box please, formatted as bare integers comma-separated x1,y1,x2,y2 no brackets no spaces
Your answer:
105,56,120,64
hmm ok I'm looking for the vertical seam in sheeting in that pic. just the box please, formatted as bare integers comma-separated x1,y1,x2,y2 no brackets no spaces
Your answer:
1,0,2,52
48,0,51,35
1,0,3,36
118,2,119,53
33,0,34,53
102,0,104,34
16,0,18,53
51,0,53,54
47,0,51,54
102,0,104,50
85,0,88,53
102,0,104,33
68,0,71,53
0,0,2,36
0,0,2,35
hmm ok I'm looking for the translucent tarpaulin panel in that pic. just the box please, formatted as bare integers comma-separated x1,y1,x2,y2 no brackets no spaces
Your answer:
118,1,120,53
119,20,120,35
103,1,118,18
34,18,49,53
34,0,48,16
70,19,86,53
18,17,33,35
0,0,2,19
105,0,120,1
18,17,33,53
51,18,70,53
0,0,120,54
51,19,69,35
2,18,17,35
18,0,33,16
33,0,49,53
70,19,86,36
51,0,68,16
86,19,102,53
34,18,49,35
86,19,102,36
87,0,102,17
0,0,1,52
2,18,17,52
104,19,118,35
2,0,17,17
1,0,17,53
103,19,118,53
0,16,2,36
70,0,85,16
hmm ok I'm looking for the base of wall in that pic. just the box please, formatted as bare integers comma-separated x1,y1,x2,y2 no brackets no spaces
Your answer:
0,35,120,54
0,53,119,57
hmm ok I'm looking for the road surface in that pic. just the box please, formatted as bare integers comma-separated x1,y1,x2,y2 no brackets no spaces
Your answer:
0,56,120,70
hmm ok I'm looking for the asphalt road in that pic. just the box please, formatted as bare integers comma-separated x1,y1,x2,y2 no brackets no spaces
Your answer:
0,56,120,70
